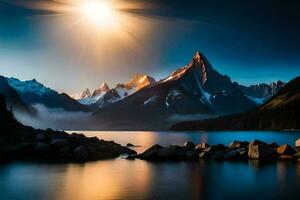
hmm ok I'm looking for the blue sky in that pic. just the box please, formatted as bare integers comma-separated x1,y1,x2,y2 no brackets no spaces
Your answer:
0,0,300,94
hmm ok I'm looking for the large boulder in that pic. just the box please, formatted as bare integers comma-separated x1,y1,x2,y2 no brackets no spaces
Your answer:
249,140,266,147
248,144,277,160
34,142,50,156
224,148,248,160
195,143,209,151
204,144,226,153
136,144,162,160
184,141,195,149
229,141,249,148
157,146,184,160
211,150,225,161
199,151,212,159
35,134,47,143
73,145,89,162
277,144,295,155
269,142,279,149
185,150,198,160
50,139,69,149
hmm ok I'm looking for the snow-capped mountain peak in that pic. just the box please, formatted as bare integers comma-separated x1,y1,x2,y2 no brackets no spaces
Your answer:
7,77,55,96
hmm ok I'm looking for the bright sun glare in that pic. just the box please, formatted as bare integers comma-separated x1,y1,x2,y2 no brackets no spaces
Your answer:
81,0,118,28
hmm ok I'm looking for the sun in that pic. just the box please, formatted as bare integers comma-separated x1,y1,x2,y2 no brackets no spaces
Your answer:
81,0,118,28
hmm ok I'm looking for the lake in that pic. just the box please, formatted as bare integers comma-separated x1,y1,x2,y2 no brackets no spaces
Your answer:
0,131,300,200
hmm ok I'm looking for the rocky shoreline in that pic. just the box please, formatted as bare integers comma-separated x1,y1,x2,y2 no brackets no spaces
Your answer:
127,139,300,162
0,127,136,163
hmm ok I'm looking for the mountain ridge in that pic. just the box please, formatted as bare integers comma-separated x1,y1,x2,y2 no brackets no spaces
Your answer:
171,76,300,131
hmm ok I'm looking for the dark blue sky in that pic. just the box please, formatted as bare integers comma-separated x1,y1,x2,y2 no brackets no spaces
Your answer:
0,0,300,93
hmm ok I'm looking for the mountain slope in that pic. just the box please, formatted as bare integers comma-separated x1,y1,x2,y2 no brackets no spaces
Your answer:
7,77,89,112
91,52,257,130
171,76,300,130
238,81,285,104
0,76,33,113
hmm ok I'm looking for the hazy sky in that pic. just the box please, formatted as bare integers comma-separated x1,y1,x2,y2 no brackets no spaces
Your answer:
1,0,300,94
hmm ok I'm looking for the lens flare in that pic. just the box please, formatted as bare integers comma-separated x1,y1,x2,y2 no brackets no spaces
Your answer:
81,0,118,28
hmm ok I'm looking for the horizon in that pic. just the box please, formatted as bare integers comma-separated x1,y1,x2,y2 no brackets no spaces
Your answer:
1,0,300,94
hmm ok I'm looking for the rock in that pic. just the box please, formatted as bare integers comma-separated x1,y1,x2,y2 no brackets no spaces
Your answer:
185,150,198,160
195,143,210,151
249,139,266,147
248,144,277,160
34,142,50,156
50,139,69,149
35,134,47,142
59,146,72,159
204,144,226,153
136,144,162,160
269,142,279,149
277,144,294,155
73,146,89,162
199,151,212,159
224,149,240,160
184,141,195,149
157,146,184,160
295,138,300,147
278,154,294,160
211,150,225,161
125,155,136,160
126,143,135,147
229,141,249,148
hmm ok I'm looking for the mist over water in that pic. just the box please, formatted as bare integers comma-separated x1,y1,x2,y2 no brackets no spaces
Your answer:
14,104,92,130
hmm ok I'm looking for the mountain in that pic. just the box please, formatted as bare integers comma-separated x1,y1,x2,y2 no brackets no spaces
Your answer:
7,77,89,112
0,76,33,113
74,74,156,108
91,52,257,130
238,81,285,104
171,76,300,131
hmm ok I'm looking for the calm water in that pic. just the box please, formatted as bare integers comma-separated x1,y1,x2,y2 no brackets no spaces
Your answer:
1,131,300,200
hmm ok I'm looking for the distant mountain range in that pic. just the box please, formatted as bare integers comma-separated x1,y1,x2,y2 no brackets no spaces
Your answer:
0,76,88,113
171,76,300,131
0,51,289,130
238,81,285,104
73,74,156,108
89,52,284,130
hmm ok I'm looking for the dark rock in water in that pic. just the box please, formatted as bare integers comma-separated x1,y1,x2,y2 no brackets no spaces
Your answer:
185,150,198,160
126,143,135,147
224,149,240,160
204,144,226,153
34,142,50,156
184,141,195,149
50,139,69,149
195,143,209,151
199,151,212,159
277,144,295,155
211,150,225,161
73,146,89,162
229,141,249,148
248,144,277,160
35,134,47,143
269,142,279,149
157,146,185,160
249,140,267,147
136,144,162,160
125,155,136,160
